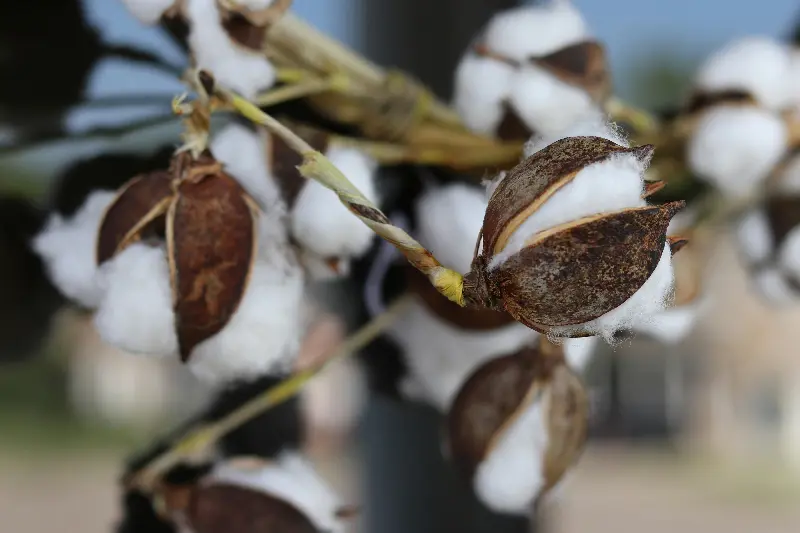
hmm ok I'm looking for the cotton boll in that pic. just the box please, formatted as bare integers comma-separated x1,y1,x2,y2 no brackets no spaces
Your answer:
550,244,674,341
31,191,115,309
508,65,602,138
752,266,800,306
186,0,276,99
562,337,597,372
121,0,176,24
211,124,282,208
211,452,346,533
695,36,792,110
415,184,487,274
291,146,377,259
734,209,774,264
453,55,516,136
94,243,178,357
688,105,787,198
474,400,548,514
483,2,589,62
490,153,646,269
389,300,537,411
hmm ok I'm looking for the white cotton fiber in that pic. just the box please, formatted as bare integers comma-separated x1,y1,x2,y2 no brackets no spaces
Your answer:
508,65,602,138
211,124,282,208
694,36,792,110
186,0,276,99
482,2,589,62
452,54,516,136
390,300,538,412
94,243,178,357
734,209,774,264
562,337,597,372
752,266,800,306
687,105,787,198
415,184,487,274
291,146,378,259
121,0,176,24
474,398,548,515
188,210,304,383
523,114,629,157
631,301,700,345
490,152,646,268
32,191,115,309
549,244,674,341
229,0,276,9
211,451,345,533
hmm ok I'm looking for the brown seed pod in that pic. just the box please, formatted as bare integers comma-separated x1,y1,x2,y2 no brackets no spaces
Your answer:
167,159,259,361
446,338,588,505
463,136,684,335
96,171,174,265
532,40,610,105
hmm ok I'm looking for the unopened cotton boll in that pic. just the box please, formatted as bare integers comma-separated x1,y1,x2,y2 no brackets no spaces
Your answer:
688,105,787,198
291,146,378,259
453,55,516,136
94,243,178,357
209,452,347,533
121,0,176,24
694,36,792,110
32,191,115,309
211,123,282,208
186,0,276,98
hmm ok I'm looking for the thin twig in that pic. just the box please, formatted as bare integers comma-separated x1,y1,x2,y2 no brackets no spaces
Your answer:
130,295,413,490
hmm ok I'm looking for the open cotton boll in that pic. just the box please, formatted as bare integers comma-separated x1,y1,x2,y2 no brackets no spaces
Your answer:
523,113,628,157
562,337,597,372
32,191,115,309
186,0,276,99
694,36,792,110
508,65,602,138
211,124,281,208
291,146,377,259
453,55,516,136
415,184,487,274
94,243,178,357
211,451,346,533
474,399,548,514
550,244,674,341
489,152,646,269
753,266,800,306
734,209,774,264
483,2,588,62
688,105,787,198
121,0,176,24
390,300,537,411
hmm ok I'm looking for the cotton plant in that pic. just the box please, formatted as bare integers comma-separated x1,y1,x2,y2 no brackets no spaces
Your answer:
685,36,800,199
453,0,609,141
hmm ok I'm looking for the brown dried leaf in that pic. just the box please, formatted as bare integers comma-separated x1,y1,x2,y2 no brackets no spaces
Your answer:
447,344,562,478
267,129,329,208
188,483,317,533
542,365,589,492
533,41,610,104
168,172,257,361
483,136,652,256
96,171,174,265
493,202,683,330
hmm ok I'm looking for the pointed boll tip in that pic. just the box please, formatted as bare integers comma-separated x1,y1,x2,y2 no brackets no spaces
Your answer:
629,143,655,162
642,180,666,198
668,235,689,255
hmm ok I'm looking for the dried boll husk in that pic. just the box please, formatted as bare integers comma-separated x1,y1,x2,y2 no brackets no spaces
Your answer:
463,135,684,337
445,338,588,514
96,152,260,362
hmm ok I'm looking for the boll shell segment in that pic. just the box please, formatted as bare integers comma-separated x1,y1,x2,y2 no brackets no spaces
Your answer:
463,124,683,341
162,452,349,533
445,338,588,515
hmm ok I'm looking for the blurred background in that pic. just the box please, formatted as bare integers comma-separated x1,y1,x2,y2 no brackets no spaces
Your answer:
2,1,800,532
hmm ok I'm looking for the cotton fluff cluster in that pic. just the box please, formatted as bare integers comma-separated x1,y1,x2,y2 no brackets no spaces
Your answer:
389,183,596,412
734,158,800,306
211,123,379,279
122,0,277,98
491,117,675,341
453,1,603,138
204,452,347,533
687,37,800,198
